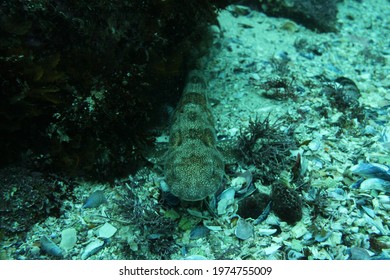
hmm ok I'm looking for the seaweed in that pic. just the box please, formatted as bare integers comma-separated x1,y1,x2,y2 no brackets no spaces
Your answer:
115,175,179,260
0,0,222,179
237,114,297,185
322,76,365,124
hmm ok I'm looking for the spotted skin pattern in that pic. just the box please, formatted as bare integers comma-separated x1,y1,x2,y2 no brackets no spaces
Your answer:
164,71,224,201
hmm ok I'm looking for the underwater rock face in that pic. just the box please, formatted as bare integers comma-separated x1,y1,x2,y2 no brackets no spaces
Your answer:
164,71,225,201
0,1,220,179
271,184,302,224
257,0,339,32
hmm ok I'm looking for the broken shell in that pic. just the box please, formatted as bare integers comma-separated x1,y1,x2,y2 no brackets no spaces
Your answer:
81,239,105,260
377,195,390,210
350,163,390,181
287,250,305,260
291,222,308,239
263,244,281,255
328,187,347,201
82,190,107,209
363,213,388,235
96,222,117,239
183,255,208,260
360,178,390,193
314,229,332,242
308,138,322,151
322,232,342,246
234,218,253,240
190,225,210,240
360,205,376,218
217,187,236,215
231,176,247,192
258,228,277,236
40,235,63,258
253,201,272,225
350,247,370,260
59,228,77,251
218,187,235,201
203,220,223,231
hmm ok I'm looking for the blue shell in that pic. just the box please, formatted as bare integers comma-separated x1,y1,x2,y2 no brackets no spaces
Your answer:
82,190,107,208
190,226,209,240
351,163,390,181
254,201,272,225
40,235,63,258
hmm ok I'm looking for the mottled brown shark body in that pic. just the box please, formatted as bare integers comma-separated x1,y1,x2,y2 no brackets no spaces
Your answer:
164,70,224,201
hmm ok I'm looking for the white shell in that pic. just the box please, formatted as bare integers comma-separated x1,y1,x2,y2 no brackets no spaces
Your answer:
360,178,390,192
183,255,208,260
291,222,308,239
81,239,105,260
377,195,390,210
217,187,235,215
231,177,246,191
258,228,277,236
308,138,322,151
235,218,253,240
59,228,77,250
96,222,117,239
263,244,281,255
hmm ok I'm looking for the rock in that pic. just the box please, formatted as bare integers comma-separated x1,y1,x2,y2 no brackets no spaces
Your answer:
257,0,339,32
